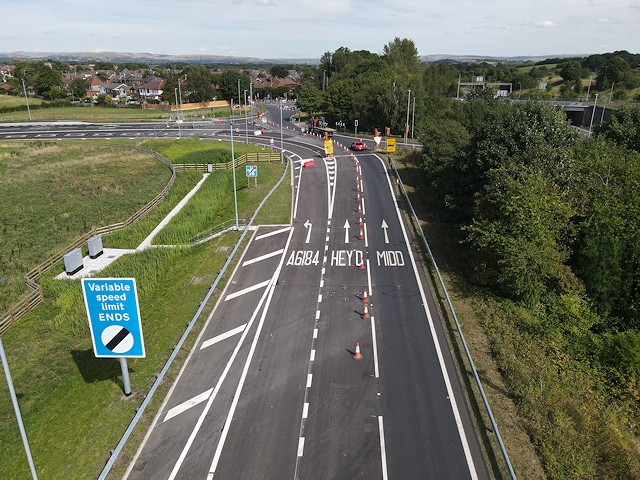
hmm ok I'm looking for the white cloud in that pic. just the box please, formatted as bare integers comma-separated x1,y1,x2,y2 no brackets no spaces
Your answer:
535,20,557,28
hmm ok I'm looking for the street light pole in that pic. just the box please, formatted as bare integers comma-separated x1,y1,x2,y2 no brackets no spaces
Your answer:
230,122,239,229
405,89,411,145
280,99,284,164
174,88,181,138
411,96,416,139
21,78,32,121
244,89,248,145
588,93,599,137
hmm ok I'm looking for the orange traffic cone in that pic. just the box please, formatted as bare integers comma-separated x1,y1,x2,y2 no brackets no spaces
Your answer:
359,261,365,270
358,216,363,226
357,203,362,214
363,304,369,318
353,342,362,360
359,228,364,240
357,192,361,201
362,288,368,302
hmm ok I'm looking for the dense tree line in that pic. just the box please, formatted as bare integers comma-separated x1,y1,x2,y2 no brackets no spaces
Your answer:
422,97,640,477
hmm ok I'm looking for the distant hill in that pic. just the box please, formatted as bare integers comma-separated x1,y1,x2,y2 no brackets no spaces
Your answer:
0,51,316,65
422,53,587,63
0,50,588,65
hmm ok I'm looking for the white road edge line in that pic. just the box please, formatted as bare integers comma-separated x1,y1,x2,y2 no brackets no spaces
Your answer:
378,416,389,480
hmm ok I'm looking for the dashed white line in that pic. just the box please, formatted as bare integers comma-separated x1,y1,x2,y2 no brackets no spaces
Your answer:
306,374,313,388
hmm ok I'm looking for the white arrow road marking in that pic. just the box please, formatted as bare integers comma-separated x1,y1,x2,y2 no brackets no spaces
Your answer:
304,220,312,243
343,219,350,243
381,219,389,244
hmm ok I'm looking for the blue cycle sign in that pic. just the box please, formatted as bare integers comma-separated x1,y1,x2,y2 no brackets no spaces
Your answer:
81,278,145,358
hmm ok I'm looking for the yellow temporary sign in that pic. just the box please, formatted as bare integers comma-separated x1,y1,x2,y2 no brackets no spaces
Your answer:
386,137,396,153
324,139,334,156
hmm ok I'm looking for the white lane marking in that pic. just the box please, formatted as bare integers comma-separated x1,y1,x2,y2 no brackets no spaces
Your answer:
302,402,309,419
343,219,350,244
164,388,213,423
317,294,322,303
224,279,270,301
315,310,320,320
361,194,367,216
169,228,294,480
313,328,318,339
254,226,291,241
306,374,313,388
297,437,305,457
242,249,284,266
364,222,369,248
200,324,247,350
378,416,389,480
378,155,478,479
310,350,315,362
381,219,390,244
205,228,295,479
371,316,380,379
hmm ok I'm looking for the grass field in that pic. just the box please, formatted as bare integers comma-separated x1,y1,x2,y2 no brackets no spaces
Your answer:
0,139,291,479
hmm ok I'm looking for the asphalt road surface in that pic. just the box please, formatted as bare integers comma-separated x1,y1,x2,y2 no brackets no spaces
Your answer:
119,111,488,479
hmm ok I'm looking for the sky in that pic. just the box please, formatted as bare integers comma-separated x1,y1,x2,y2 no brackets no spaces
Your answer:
1,0,639,59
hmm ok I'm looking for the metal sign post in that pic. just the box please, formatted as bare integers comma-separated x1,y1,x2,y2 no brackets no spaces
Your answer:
81,278,145,396
246,165,258,187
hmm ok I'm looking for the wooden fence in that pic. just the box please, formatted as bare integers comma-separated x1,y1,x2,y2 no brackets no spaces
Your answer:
0,146,176,336
173,151,282,172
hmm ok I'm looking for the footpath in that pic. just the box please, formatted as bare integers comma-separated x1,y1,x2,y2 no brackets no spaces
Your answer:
55,174,210,280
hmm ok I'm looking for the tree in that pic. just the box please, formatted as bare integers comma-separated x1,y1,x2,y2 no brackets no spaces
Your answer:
269,65,288,79
296,83,326,116
559,60,583,82
597,56,631,90
463,164,576,304
183,66,214,102
69,78,88,100
595,106,640,153
32,65,63,96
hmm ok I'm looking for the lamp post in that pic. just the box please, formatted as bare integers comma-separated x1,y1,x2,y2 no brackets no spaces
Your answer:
411,95,416,139
230,121,239,229
21,79,32,121
244,89,248,145
588,93,599,137
280,98,284,164
404,89,411,145
174,88,181,138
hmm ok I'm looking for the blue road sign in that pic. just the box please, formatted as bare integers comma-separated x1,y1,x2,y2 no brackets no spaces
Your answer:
246,165,258,177
81,278,145,358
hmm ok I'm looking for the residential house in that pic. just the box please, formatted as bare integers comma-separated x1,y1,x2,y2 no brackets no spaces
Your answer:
135,79,164,101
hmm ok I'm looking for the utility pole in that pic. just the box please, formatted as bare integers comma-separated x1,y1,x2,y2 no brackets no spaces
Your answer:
405,89,411,145
22,78,32,121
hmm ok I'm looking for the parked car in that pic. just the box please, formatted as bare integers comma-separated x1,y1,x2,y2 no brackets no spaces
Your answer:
350,141,367,151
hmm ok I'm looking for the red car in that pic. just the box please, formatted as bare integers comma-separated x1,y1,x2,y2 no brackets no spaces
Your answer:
351,141,367,151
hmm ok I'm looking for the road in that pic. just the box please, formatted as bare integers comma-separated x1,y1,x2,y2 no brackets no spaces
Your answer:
1,112,488,478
